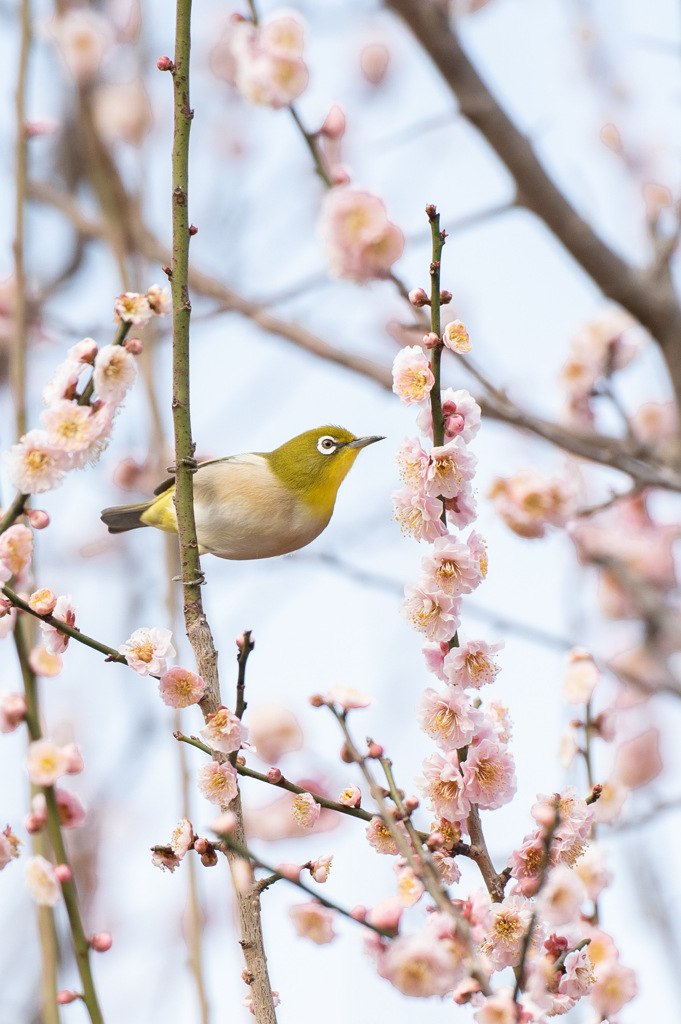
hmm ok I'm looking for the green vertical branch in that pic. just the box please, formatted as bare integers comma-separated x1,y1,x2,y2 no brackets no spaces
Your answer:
427,204,445,450
167,4,278,1021
14,628,105,1023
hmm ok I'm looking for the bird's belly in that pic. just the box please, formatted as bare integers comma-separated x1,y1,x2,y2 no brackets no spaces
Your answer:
194,494,328,560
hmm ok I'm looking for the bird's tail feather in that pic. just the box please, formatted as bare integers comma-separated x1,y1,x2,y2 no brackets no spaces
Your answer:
100,501,153,534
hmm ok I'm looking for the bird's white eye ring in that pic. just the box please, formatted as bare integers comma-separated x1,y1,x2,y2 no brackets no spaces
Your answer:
317,435,338,455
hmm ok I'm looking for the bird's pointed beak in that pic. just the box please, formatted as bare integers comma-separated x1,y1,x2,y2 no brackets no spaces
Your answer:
345,435,385,450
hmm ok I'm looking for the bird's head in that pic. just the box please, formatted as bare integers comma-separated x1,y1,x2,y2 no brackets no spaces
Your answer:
266,426,384,514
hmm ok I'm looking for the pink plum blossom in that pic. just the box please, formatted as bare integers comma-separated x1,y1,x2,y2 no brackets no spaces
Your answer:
367,895,403,931
574,843,612,901
92,345,137,403
562,648,600,704
613,728,663,789
374,923,467,997
416,687,479,750
25,855,62,906
308,855,332,883
425,437,477,500
46,8,113,83
558,947,595,999
507,830,546,896
28,645,63,677
442,638,503,690
4,430,70,493
444,485,478,529
416,387,481,444
289,901,336,944
461,738,517,810
338,785,361,807
395,437,429,487
419,531,487,598
589,960,637,1017
319,187,404,281
159,666,205,708
229,12,309,109
170,818,194,859
0,603,17,639
473,990,521,1024
28,589,57,616
113,292,154,327
291,792,321,829
442,319,471,354
366,816,403,855
119,626,175,676
558,307,643,399
322,685,372,709
392,346,435,405
40,400,107,453
0,826,20,869
39,594,76,655
392,484,449,542
246,703,303,762
479,893,534,970
146,284,171,316
417,751,471,822
199,705,247,752
489,467,578,538
0,691,27,733
401,583,461,642
26,740,72,786
35,789,86,829
197,761,238,805
0,524,33,576
538,863,586,925
631,400,678,446
394,862,425,906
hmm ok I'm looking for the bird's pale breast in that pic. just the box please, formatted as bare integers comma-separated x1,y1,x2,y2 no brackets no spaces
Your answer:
191,455,329,560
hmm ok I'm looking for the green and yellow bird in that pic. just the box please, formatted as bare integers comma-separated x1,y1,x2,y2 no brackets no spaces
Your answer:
100,426,383,560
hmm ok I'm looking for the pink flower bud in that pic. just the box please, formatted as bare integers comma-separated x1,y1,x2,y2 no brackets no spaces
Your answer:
330,166,351,186
367,741,384,759
404,795,420,813
194,837,209,855
90,932,113,952
54,864,72,884
63,744,84,775
236,753,246,766
57,991,79,1005
276,863,302,882
426,831,445,850
320,104,346,140
189,224,198,236
439,290,452,304
157,56,174,72
201,849,218,867
26,509,50,529
267,767,283,783
338,785,361,807
24,814,44,834
309,694,324,707
340,745,354,763
349,904,367,922
422,332,440,349
124,337,143,355
0,692,27,732
359,42,390,86
408,287,430,307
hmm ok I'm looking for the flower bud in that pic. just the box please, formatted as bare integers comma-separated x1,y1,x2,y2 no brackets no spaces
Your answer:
309,694,324,707
330,166,351,186
90,932,113,952
404,795,420,813
57,991,79,1005
26,509,50,529
340,744,354,763
408,287,430,307
189,224,198,236
422,332,440,349
201,848,218,867
24,814,44,834
349,904,367,922
157,56,174,72
124,337,143,355
426,830,445,850
54,864,72,884
194,837,209,855
439,290,452,304
267,767,282,783
367,741,384,759
320,104,346,140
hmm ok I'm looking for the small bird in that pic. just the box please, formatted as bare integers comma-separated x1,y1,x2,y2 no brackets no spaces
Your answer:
101,426,384,560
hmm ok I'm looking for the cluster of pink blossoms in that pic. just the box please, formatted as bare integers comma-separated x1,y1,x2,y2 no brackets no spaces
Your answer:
223,10,309,109
319,187,404,282
3,286,167,495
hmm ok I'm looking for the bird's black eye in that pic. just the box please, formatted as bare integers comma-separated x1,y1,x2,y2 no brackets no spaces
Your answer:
317,435,338,455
